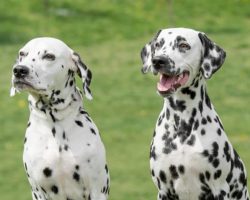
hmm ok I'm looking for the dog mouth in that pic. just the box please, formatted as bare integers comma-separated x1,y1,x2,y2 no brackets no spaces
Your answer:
13,79,45,92
157,71,190,96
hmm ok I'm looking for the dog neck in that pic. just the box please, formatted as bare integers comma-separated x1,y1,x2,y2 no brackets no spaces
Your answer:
28,85,83,122
162,73,216,127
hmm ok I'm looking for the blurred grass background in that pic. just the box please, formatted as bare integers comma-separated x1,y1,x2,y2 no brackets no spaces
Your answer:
0,0,250,199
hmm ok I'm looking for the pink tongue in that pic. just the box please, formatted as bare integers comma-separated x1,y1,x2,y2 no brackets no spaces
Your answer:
157,75,176,91
157,72,189,92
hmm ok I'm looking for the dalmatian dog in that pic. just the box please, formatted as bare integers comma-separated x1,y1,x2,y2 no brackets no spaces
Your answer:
11,37,110,200
140,28,249,200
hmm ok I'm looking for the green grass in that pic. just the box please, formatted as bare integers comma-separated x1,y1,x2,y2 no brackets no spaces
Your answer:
1,0,250,199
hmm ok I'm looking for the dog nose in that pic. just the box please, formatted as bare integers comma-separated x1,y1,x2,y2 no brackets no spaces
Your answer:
13,65,29,78
152,55,170,70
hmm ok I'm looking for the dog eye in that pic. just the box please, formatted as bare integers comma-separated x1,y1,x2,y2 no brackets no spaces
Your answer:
19,51,27,57
179,43,190,49
42,53,56,61
155,42,160,48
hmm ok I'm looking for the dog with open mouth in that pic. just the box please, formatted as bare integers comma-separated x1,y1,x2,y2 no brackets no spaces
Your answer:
141,28,249,200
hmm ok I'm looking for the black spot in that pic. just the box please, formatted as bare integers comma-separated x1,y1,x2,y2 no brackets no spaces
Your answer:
205,171,210,180
193,120,199,131
205,92,212,109
181,87,196,99
201,129,206,135
226,171,233,183
33,192,38,200
174,114,180,127
199,173,206,184
216,116,224,130
233,149,244,170
214,170,222,180
217,128,222,136
51,185,58,194
168,97,186,112
150,145,157,160
156,177,161,190
69,80,74,87
27,121,31,127
41,187,47,194
75,165,79,170
177,119,193,143
52,127,56,137
159,170,167,183
192,108,197,118
49,111,56,122
207,115,212,123
85,116,92,122
202,150,209,157
24,163,28,171
187,135,196,146
43,167,52,177
239,172,247,185
79,109,88,115
200,85,204,100
24,137,27,144
105,164,109,173
212,158,220,168
201,118,207,125
178,165,185,174
90,128,96,135
223,141,231,162
73,172,80,182
199,101,203,114
75,120,83,127
169,165,179,179
62,131,66,140
157,113,164,126
151,169,155,177
166,108,170,120
64,145,69,151
212,142,219,157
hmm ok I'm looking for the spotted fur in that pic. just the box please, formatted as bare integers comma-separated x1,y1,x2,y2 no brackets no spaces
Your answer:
141,28,249,200
11,37,110,200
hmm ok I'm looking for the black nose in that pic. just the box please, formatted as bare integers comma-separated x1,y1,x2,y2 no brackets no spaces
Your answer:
13,65,29,78
152,55,170,70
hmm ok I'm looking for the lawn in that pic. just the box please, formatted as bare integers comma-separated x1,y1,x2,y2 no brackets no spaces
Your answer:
0,0,250,200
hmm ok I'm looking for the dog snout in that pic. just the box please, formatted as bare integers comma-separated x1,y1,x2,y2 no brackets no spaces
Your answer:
152,55,171,70
13,65,29,78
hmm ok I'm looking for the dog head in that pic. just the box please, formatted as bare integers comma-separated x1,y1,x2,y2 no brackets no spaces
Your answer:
10,37,92,100
140,28,226,97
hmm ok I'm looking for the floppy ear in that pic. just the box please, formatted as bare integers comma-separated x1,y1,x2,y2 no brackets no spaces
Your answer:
71,51,93,100
198,33,226,79
140,43,152,74
141,29,162,74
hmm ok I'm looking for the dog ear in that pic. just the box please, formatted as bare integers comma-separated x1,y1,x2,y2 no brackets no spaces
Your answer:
71,51,93,100
198,33,226,79
141,29,162,74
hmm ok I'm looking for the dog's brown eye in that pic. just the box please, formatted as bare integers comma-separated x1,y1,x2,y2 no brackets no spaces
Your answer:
42,53,55,61
19,51,26,56
155,42,160,48
179,43,190,49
